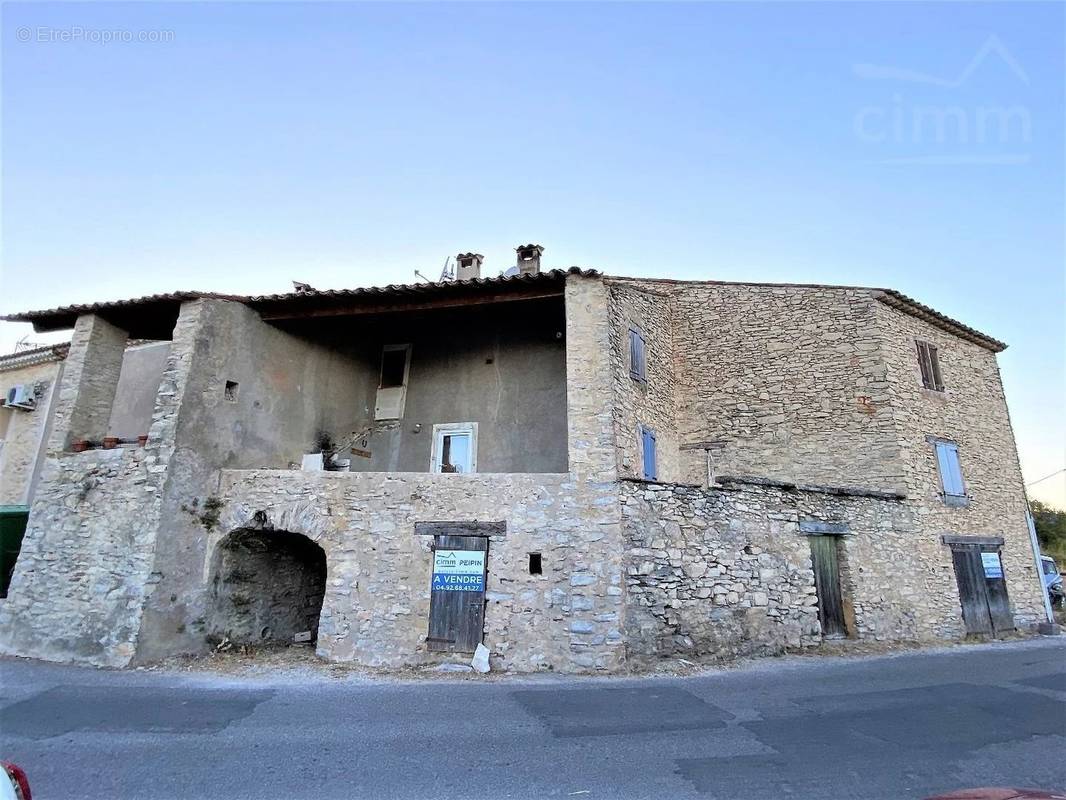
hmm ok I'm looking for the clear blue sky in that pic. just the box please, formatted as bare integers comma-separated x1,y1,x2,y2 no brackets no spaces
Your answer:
1,2,1062,504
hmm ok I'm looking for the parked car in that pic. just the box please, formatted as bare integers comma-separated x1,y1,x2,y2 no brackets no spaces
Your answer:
0,762,31,800
1040,556,1064,609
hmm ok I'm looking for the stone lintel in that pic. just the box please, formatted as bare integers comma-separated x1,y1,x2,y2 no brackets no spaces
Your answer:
799,520,850,535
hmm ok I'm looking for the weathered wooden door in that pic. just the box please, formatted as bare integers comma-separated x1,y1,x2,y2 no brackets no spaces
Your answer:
950,545,1014,635
427,535,488,653
809,535,847,637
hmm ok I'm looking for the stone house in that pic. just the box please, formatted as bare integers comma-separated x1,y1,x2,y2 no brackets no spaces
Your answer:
0,343,68,598
0,343,69,510
0,340,172,596
0,248,1047,671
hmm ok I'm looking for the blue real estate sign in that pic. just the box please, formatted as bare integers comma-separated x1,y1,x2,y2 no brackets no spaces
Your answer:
431,549,485,593
981,551,1003,579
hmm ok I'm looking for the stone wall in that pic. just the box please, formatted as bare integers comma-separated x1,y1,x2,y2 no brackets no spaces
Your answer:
605,279,905,491
50,315,127,450
133,299,371,662
873,301,1046,626
0,307,201,667
0,447,164,665
672,282,903,490
211,469,624,672
620,477,965,666
605,281,682,482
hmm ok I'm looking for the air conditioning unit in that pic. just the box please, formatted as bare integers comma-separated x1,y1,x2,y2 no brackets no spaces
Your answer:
5,384,37,411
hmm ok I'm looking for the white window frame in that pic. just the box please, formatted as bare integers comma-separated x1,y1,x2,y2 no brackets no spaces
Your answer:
374,343,411,420
430,422,478,474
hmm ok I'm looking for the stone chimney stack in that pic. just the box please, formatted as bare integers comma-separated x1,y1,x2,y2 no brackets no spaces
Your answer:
515,244,544,275
456,253,484,281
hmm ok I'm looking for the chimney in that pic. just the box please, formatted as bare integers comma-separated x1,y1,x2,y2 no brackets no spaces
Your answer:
456,252,484,281
515,244,544,275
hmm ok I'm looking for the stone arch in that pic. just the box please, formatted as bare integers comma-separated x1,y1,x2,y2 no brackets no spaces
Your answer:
207,527,327,647
219,501,334,546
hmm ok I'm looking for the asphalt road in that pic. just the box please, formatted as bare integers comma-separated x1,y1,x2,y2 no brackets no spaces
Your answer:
1,638,1064,800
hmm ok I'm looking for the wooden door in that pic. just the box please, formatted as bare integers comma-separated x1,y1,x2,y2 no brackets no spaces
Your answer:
951,546,993,634
809,535,847,637
427,534,488,653
950,545,1014,634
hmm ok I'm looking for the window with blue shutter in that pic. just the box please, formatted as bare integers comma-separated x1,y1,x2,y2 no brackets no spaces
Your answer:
629,328,646,382
641,426,657,480
934,440,967,506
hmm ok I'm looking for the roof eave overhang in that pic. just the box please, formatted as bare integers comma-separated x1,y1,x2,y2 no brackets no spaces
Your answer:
1,269,601,333
247,268,595,323
873,290,1006,353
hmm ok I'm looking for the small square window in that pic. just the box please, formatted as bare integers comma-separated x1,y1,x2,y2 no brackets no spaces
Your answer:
528,553,543,575
916,340,944,392
224,381,239,402
380,347,409,389
629,328,646,382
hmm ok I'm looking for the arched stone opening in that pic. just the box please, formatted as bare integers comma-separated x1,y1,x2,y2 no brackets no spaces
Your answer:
208,529,327,646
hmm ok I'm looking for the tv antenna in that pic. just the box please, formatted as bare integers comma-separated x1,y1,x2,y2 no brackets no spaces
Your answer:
414,256,455,284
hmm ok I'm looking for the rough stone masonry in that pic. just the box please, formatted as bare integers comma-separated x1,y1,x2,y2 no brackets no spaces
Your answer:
0,267,1048,672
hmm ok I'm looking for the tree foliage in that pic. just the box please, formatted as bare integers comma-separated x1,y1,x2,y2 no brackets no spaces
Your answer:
1031,500,1066,562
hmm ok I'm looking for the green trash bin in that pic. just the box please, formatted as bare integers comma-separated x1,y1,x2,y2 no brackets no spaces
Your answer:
0,505,29,597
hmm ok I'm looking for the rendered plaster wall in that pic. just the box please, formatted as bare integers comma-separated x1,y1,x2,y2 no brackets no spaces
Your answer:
107,342,171,441
0,360,62,506
620,478,966,668
873,301,1046,626
177,301,368,472
301,298,569,474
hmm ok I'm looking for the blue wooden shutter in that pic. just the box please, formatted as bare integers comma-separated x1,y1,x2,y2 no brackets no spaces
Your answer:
641,427,657,480
935,441,964,496
629,329,646,381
